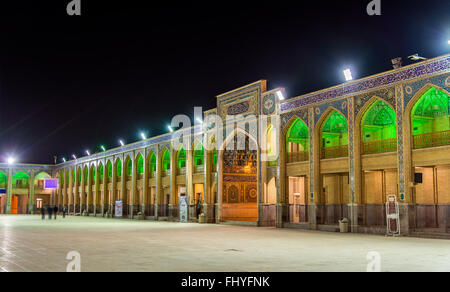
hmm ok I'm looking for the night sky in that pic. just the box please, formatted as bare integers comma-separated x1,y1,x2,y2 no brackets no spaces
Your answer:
0,0,449,164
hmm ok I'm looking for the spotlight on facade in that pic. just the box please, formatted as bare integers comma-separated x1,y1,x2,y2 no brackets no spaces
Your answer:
343,69,353,81
100,145,106,152
7,157,15,165
86,150,90,156
72,154,77,160
140,132,146,140
119,140,125,147
276,90,285,100
168,126,174,133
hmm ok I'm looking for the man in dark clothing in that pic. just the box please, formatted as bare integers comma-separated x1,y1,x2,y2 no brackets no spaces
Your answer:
62,207,67,218
53,206,58,220
41,207,45,220
47,205,53,220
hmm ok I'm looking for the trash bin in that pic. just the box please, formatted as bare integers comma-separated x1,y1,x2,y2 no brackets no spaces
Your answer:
339,218,349,233
198,213,206,224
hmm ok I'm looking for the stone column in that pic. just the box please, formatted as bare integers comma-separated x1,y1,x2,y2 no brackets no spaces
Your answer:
142,154,149,217
63,169,69,210
87,167,93,215
186,146,195,221
80,167,86,214
69,168,74,214
28,170,36,214
169,148,177,221
120,160,127,217
276,125,287,228
111,162,117,216
155,149,162,219
310,107,319,229
5,167,13,214
130,157,137,219
101,163,108,215
216,149,223,223
204,149,213,223
94,164,100,216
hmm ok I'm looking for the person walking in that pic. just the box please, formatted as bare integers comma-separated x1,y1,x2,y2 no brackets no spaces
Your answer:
62,207,67,218
47,205,53,220
53,205,58,220
41,206,46,220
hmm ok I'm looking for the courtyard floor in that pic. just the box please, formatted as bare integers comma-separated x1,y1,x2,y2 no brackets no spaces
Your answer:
0,215,449,272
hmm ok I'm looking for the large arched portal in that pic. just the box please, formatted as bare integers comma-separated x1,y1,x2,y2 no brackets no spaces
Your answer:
221,132,258,222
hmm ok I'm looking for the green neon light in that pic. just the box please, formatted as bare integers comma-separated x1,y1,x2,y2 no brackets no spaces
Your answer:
362,100,397,143
177,148,186,169
321,110,348,148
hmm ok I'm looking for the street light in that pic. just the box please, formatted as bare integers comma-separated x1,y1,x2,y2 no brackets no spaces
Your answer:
7,157,15,165
62,157,66,163
343,69,353,81
140,132,146,140
72,154,77,160
119,140,125,147
168,126,174,132
276,90,285,100
100,145,106,152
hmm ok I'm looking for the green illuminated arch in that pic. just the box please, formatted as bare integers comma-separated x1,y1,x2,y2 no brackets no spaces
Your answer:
149,153,156,173
361,99,397,154
321,110,348,148
107,161,112,178
137,155,144,175
177,147,186,169
116,159,122,177
35,172,51,180
60,172,64,185
84,167,88,182
126,158,132,177
91,167,96,181
411,87,449,149
98,163,104,181
0,171,7,186
13,171,30,187
286,118,309,152
77,168,82,183
212,149,217,165
194,143,204,166
72,170,76,183
161,149,171,170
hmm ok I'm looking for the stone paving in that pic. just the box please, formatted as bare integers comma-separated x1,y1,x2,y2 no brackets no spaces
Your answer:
0,215,449,272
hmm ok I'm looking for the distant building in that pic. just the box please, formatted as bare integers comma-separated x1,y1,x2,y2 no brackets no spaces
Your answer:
1,54,449,237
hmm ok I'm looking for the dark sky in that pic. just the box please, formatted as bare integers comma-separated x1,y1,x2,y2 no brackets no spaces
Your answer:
0,0,449,164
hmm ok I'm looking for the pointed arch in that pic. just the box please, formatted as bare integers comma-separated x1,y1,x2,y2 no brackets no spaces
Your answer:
193,141,205,166
161,148,171,171
285,117,309,163
98,162,104,181
115,159,122,178
319,108,349,159
147,151,157,173
358,96,397,154
125,156,132,177
106,160,113,179
176,146,187,169
13,171,30,188
0,170,7,187
407,85,450,149
136,153,144,175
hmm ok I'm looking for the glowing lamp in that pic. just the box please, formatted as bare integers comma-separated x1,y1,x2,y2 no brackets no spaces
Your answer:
343,69,353,81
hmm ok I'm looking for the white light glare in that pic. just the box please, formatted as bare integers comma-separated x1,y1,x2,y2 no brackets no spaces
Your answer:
140,132,146,140
101,146,106,152
62,157,66,163
196,118,203,124
168,126,174,132
343,68,353,81
119,140,125,147
276,90,284,100
72,154,77,160
448,40,450,45
7,157,15,165
86,150,90,156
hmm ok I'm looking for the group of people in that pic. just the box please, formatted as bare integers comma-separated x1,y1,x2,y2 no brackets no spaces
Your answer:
41,205,67,220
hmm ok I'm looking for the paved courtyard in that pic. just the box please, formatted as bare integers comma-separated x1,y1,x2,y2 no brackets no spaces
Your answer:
0,215,449,272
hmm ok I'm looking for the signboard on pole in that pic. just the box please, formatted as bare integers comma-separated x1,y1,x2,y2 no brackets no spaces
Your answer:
115,201,123,217
179,196,188,223
44,179,59,190
386,194,400,236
